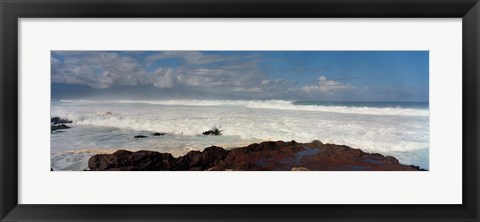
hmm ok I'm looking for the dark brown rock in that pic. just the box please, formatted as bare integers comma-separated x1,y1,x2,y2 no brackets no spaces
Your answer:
88,150,175,171
176,146,228,170
88,141,425,171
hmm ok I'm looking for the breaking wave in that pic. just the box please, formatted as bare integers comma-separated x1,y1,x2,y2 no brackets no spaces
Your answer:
58,99,428,117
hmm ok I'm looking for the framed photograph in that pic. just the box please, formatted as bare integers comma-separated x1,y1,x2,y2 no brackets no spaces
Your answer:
1,0,479,221
51,50,430,172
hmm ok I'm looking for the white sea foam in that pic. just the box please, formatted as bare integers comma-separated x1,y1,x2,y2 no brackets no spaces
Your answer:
51,99,430,170
59,99,428,117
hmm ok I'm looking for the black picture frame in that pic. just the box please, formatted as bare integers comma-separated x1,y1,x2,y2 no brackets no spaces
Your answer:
1,0,479,221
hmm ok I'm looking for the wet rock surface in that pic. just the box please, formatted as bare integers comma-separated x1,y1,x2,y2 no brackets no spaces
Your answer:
51,124,71,132
51,117,73,133
51,117,73,124
202,127,222,136
88,150,176,171
88,140,425,171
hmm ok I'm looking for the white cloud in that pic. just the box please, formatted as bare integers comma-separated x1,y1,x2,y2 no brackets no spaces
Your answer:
233,87,263,93
146,51,227,65
53,52,351,100
52,51,269,92
301,76,353,93
51,57,61,65
152,67,177,88
52,52,147,88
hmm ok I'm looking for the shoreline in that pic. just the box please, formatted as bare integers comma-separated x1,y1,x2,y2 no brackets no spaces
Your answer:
88,140,426,171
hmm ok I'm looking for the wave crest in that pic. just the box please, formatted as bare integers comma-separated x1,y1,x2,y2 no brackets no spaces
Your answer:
57,99,428,117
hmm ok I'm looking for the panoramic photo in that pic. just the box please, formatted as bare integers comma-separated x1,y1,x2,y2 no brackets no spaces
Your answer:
51,51,429,171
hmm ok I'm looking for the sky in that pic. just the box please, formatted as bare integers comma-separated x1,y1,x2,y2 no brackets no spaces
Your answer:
51,51,429,101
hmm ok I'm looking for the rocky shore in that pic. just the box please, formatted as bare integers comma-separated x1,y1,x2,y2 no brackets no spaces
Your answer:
88,140,425,171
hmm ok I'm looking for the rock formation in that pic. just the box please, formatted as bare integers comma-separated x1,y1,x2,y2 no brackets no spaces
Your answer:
202,127,222,136
88,140,425,171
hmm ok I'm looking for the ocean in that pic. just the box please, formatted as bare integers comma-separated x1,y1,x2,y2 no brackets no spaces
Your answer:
51,99,429,170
